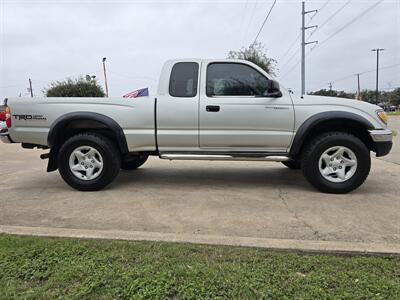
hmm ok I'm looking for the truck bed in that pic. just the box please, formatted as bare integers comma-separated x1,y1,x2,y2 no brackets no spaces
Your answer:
7,97,157,152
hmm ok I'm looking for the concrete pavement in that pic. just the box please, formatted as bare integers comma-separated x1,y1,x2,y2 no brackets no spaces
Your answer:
379,115,400,165
0,117,399,254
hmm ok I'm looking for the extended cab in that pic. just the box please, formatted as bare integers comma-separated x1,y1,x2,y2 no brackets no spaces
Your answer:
1,59,393,193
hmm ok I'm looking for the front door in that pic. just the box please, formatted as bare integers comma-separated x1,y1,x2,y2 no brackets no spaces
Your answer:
199,61,294,152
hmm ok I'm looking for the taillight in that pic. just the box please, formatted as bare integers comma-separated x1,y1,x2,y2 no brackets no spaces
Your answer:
5,106,11,128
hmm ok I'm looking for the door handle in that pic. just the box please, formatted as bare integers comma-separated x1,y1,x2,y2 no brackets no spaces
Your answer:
206,105,220,112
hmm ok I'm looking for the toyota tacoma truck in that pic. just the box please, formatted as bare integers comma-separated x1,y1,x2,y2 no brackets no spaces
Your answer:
1,59,393,193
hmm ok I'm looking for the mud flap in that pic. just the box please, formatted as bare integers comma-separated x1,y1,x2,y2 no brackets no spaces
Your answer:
46,148,58,172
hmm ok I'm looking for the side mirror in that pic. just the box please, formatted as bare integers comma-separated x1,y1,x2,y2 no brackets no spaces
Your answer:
264,80,282,98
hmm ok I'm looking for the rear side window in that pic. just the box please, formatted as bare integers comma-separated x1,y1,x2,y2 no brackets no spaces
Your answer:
169,62,199,97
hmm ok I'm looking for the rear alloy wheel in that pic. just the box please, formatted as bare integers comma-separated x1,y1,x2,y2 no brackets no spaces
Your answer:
302,132,371,194
58,133,121,191
69,146,104,181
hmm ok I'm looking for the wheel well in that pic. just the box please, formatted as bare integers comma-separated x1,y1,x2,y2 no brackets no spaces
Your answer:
291,118,374,159
46,113,129,172
60,119,121,150
48,112,129,154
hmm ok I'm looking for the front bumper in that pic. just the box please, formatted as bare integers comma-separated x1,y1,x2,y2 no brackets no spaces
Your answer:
369,129,393,157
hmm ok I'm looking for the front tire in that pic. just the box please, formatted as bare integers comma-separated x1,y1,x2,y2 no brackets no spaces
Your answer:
301,132,371,194
58,133,121,191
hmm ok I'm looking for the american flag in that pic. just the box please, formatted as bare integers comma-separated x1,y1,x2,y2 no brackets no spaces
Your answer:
123,88,149,98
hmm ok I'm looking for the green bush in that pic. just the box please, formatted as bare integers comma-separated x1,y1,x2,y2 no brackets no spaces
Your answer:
228,42,277,75
45,77,105,97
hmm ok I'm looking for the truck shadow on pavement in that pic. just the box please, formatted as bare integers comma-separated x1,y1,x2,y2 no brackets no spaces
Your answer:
113,166,315,192
5,163,378,195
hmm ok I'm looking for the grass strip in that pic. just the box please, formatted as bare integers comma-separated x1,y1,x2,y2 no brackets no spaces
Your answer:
1,234,399,299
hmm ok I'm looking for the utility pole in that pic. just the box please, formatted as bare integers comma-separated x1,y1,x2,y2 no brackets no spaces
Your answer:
102,57,109,97
371,48,384,104
28,78,33,98
328,82,333,90
356,73,361,100
301,1,318,98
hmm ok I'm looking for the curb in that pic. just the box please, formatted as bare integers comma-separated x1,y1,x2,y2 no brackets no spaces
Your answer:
2,225,400,256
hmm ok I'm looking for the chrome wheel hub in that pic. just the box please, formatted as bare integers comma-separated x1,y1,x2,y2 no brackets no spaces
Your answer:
318,146,358,183
69,146,103,181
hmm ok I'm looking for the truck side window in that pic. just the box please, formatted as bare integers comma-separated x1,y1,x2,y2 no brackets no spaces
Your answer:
169,62,199,97
206,63,269,97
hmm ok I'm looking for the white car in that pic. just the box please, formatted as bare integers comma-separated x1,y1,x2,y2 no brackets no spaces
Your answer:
0,121,6,134
1,59,393,193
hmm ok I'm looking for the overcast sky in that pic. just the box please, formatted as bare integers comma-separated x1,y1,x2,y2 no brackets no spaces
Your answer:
0,0,399,97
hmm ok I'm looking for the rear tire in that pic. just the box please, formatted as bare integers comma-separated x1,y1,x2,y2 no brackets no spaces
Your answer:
58,133,121,191
282,160,301,170
301,132,371,194
121,155,148,170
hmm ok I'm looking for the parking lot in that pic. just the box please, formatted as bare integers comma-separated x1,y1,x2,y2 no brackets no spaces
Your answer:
1,116,399,253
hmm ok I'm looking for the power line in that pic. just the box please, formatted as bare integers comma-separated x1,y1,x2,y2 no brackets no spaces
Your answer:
282,0,351,74
252,0,278,46
239,0,250,44
281,0,384,80
280,49,298,69
311,63,400,90
359,63,400,75
0,83,26,89
314,0,331,15
279,35,300,64
108,70,158,81
0,70,102,90
313,0,384,50
381,86,400,90
309,0,352,37
279,0,328,64
242,0,259,46
281,36,328,79
280,59,301,79
33,70,102,83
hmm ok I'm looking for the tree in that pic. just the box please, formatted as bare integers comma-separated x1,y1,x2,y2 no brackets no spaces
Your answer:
386,88,400,106
308,89,355,99
227,42,277,75
307,88,400,108
359,90,379,104
45,77,105,97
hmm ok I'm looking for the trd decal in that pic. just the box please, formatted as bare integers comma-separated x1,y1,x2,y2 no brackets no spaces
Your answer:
12,114,47,121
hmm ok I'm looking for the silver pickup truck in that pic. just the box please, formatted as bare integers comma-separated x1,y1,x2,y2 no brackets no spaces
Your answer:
1,59,393,193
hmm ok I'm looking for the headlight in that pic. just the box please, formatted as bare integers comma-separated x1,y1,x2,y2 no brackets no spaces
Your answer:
377,110,388,125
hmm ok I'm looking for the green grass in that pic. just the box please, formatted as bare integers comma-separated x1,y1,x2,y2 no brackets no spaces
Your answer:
388,111,400,116
0,234,399,299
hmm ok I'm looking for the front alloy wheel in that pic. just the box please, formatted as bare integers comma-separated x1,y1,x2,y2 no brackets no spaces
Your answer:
318,146,358,183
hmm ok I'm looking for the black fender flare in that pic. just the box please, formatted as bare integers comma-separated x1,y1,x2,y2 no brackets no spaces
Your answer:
289,111,374,157
46,112,129,172
48,111,129,153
